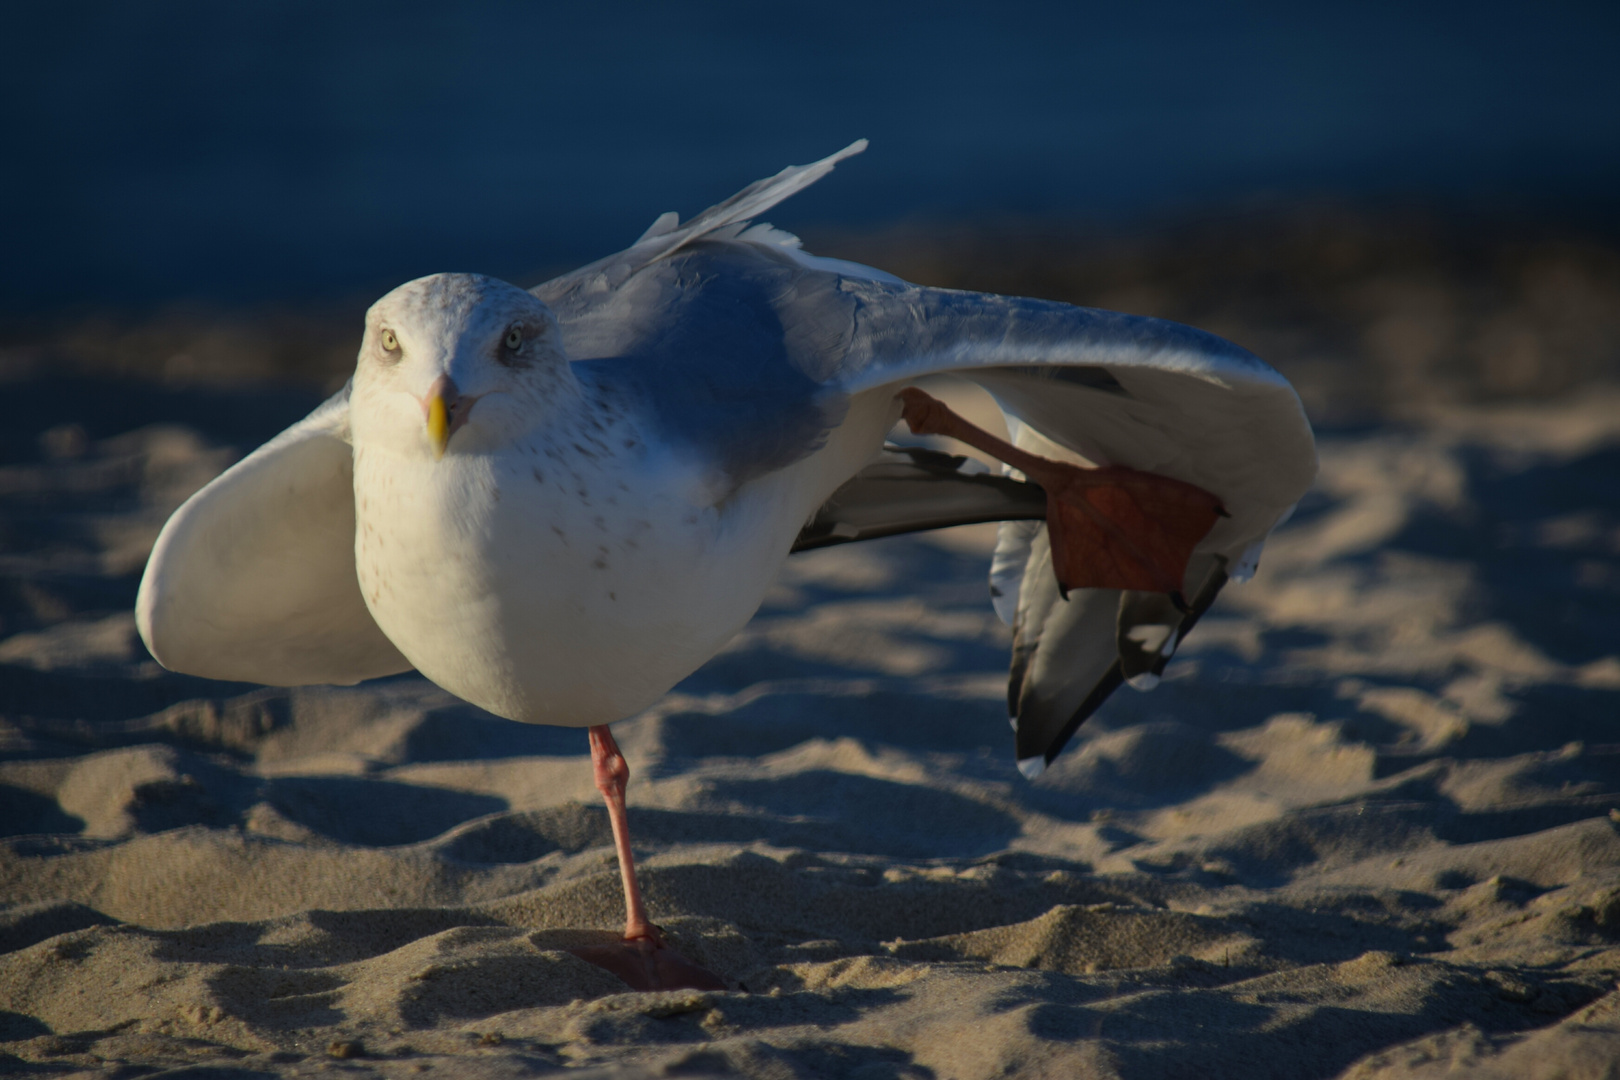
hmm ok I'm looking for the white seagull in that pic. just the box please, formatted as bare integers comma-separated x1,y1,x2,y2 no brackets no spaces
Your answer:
136,142,1316,990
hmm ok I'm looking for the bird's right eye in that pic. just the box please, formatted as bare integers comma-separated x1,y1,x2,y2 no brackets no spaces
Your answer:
380,329,400,354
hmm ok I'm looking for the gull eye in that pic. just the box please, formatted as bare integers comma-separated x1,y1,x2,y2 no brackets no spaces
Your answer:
504,325,524,351
379,328,400,353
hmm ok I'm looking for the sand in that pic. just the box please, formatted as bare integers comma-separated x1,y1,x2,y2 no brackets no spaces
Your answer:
3,355,1620,1079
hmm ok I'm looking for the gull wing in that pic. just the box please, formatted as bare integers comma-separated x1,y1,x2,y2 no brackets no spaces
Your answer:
531,142,881,493
792,445,1046,551
135,385,411,686
1004,544,1231,777
545,240,858,492
542,145,1315,771
531,143,1312,567
823,282,1315,773
831,281,1317,563
537,223,1314,772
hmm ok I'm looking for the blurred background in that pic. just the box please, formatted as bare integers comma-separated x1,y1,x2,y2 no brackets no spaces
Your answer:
2,0,1618,422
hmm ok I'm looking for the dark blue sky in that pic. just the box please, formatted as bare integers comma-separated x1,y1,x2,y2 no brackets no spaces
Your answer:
3,1,1617,309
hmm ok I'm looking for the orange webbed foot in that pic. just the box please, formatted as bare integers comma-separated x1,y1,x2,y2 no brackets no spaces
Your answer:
568,928,728,992
898,386,1224,598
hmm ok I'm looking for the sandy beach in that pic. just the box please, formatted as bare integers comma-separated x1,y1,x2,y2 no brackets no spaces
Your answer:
3,227,1620,1077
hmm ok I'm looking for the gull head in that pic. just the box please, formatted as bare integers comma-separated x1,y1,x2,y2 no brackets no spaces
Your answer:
349,273,572,461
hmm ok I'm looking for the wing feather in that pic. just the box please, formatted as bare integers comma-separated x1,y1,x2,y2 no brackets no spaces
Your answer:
829,281,1316,564
535,140,868,298
136,385,410,686
531,146,1316,770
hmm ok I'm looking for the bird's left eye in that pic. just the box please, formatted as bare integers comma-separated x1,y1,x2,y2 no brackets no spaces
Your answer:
504,325,524,350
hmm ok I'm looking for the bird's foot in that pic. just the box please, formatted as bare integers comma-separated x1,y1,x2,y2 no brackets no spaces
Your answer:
576,726,728,991
897,386,1224,595
567,928,728,992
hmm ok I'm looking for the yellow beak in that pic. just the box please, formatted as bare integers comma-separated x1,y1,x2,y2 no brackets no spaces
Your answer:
425,389,451,460
422,374,467,461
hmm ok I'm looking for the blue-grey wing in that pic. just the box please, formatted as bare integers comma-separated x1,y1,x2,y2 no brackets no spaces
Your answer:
539,239,860,490
540,236,1313,557
528,143,1315,777
827,276,1317,567
538,238,1316,776
816,277,1315,775
531,139,1312,557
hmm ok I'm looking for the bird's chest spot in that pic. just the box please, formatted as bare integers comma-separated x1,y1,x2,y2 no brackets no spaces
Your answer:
353,426,712,639
494,444,677,579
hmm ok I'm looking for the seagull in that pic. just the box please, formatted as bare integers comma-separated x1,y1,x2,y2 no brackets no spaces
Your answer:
135,142,1316,991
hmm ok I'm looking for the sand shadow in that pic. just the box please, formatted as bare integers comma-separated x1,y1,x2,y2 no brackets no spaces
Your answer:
1192,801,1442,886
439,782,1019,864
0,664,257,733
435,804,610,864
0,1011,51,1042
0,902,118,958
0,784,84,838
649,683,1011,767
264,777,506,847
1021,721,1256,822
1354,443,1620,669
204,966,346,1031
149,907,504,968
1092,973,1605,1080
392,701,588,762
698,770,1020,859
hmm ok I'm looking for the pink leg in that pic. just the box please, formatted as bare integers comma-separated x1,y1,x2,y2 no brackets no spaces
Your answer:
566,725,726,992
588,724,659,944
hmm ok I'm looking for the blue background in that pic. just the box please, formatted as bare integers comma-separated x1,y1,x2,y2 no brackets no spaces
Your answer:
3,1,1617,309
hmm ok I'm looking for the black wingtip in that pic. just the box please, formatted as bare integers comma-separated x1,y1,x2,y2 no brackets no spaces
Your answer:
1024,662,1125,768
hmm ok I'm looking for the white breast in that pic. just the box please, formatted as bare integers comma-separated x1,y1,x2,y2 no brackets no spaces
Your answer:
353,390,895,727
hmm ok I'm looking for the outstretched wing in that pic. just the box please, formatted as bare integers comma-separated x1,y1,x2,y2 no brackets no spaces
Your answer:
524,143,1314,774
531,141,1309,567
822,282,1315,773
532,142,882,494
135,385,411,686
524,144,1310,774
831,281,1316,562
